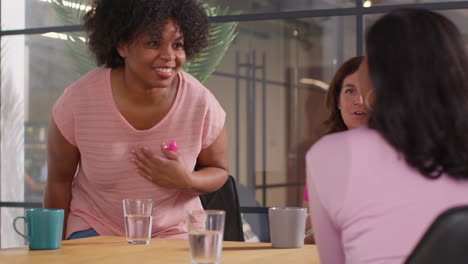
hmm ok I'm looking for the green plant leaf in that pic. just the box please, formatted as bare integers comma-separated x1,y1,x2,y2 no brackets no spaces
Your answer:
49,0,96,75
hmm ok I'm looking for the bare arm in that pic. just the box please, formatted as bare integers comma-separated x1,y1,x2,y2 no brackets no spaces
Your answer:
43,118,80,239
190,126,229,193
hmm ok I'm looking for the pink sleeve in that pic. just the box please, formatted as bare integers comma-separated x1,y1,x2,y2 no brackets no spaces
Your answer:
306,134,350,264
52,87,76,146
201,90,226,149
308,173,345,263
303,184,309,201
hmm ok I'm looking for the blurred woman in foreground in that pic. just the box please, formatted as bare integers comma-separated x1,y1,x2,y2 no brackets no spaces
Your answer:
307,8,468,263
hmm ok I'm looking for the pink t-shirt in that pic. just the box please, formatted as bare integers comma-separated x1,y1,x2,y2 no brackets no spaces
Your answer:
53,68,225,239
306,127,468,264
304,184,309,201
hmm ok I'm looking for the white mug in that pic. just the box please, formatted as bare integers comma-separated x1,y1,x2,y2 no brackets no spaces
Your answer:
268,207,313,248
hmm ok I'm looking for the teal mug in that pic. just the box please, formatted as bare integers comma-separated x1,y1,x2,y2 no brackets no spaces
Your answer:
13,208,64,250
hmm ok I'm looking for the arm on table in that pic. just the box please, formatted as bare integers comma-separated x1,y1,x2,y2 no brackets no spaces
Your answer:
43,118,80,239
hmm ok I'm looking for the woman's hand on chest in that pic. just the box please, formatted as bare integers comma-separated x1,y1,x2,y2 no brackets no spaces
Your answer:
130,143,193,190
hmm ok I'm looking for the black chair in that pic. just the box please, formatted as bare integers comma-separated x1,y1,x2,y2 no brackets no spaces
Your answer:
405,205,468,264
240,206,270,242
199,175,244,241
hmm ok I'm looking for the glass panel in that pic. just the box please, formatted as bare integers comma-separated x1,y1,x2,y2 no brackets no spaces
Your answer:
1,33,94,205
25,32,94,204
0,0,357,31
2,0,91,30
205,16,355,207
258,187,287,206
202,0,355,15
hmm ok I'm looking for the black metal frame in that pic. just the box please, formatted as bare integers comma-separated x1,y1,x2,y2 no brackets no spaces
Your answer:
3,2,468,36
1,0,467,208
0,202,42,208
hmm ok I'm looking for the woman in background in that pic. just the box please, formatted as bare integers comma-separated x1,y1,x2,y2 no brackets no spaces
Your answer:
303,55,366,244
307,8,468,263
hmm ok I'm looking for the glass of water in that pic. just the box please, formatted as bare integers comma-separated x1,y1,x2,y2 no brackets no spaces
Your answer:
123,198,153,245
187,210,226,264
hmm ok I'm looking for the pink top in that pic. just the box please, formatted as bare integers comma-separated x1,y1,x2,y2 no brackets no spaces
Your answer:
53,68,225,239
304,184,309,201
306,127,468,264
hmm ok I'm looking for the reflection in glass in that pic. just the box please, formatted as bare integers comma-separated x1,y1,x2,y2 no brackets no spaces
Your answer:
369,0,468,6
0,207,27,248
205,16,355,206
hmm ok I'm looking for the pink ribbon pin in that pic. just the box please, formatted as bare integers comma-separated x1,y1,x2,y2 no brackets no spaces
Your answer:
168,140,178,152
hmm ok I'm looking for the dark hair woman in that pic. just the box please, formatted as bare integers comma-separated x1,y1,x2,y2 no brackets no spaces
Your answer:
322,55,365,135
306,8,468,263
44,0,229,240
364,8,468,180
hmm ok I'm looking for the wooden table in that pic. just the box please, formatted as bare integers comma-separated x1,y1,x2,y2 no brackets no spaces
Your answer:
0,236,320,264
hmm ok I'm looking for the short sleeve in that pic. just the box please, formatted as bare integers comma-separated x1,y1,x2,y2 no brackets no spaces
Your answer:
201,91,225,149
52,87,76,146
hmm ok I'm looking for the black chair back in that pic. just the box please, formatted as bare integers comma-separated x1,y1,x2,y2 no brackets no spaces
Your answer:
199,175,244,241
405,205,468,264
240,206,270,242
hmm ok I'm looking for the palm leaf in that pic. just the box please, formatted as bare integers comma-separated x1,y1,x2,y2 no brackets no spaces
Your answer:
49,0,96,75
49,0,239,83
182,4,240,83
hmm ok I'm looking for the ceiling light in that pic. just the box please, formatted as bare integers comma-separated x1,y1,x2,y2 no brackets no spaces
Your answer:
363,0,372,8
39,0,92,11
299,78,329,90
41,32,86,42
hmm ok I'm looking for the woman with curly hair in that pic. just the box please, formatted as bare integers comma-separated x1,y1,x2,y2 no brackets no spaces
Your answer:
307,8,468,263
44,0,229,240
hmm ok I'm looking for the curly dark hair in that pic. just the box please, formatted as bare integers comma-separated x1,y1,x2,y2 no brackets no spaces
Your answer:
321,56,363,135
82,0,210,68
366,8,468,180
